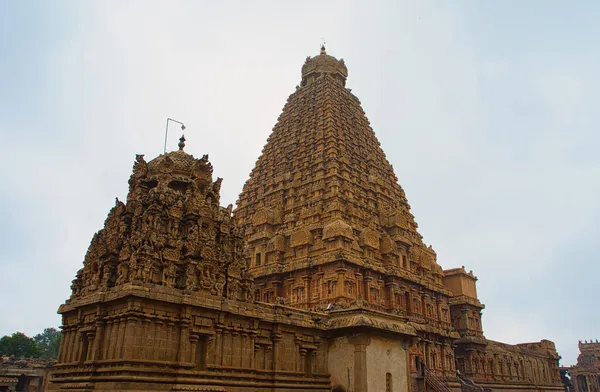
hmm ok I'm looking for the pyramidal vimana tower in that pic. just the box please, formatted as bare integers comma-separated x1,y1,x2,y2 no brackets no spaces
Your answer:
49,47,564,392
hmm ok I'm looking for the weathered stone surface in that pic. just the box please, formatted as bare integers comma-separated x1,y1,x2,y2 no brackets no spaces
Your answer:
50,46,564,392
564,340,600,392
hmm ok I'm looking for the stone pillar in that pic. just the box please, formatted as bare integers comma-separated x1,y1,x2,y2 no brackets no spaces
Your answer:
265,345,272,370
104,319,114,360
364,276,373,302
178,319,190,363
92,317,105,361
118,316,127,358
295,335,302,372
221,330,230,367
386,282,398,309
302,276,311,305
272,333,282,371
299,348,307,373
354,271,363,299
231,330,240,367
214,325,223,366
153,320,164,361
335,268,346,297
57,329,66,363
85,331,96,362
189,333,199,367
70,328,80,363
249,332,257,369
350,335,370,392
123,316,138,360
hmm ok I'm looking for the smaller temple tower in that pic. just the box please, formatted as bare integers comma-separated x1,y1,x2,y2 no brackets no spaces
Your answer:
567,340,600,392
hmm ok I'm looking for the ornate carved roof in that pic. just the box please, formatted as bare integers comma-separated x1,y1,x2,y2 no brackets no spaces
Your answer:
69,136,254,303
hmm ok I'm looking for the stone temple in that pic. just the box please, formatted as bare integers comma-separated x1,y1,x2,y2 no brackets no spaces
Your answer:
48,47,564,392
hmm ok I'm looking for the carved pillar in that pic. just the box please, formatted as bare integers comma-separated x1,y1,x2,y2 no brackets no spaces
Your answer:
104,319,114,360
364,276,373,302
72,328,82,363
85,332,96,362
222,330,230,367
265,345,272,370
249,332,257,369
189,333,199,367
153,320,164,361
272,333,282,371
58,329,68,363
461,306,469,332
302,276,311,305
350,335,370,392
231,330,241,367
299,348,307,373
63,329,71,363
67,328,77,363
92,317,105,361
335,268,346,297
386,282,398,309
215,325,223,366
118,316,127,358
354,271,363,299
295,335,302,372
178,319,190,363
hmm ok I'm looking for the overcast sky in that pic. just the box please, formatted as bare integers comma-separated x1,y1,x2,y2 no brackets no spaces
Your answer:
1,1,598,366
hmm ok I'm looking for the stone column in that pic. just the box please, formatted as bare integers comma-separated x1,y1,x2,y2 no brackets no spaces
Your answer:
123,316,138,360
231,330,240,367
189,333,199,367
62,329,71,363
153,320,164,361
354,271,363,299
299,348,307,373
104,319,114,360
335,268,346,297
265,345,272,370
249,332,257,369
92,317,105,361
215,325,223,366
85,332,96,362
295,335,302,372
350,335,370,392
57,329,67,363
363,276,373,302
118,316,127,358
272,333,282,371
178,319,190,363
302,276,311,305
70,328,80,363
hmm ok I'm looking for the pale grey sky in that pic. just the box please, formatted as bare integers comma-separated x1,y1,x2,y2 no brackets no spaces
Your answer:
1,1,598,366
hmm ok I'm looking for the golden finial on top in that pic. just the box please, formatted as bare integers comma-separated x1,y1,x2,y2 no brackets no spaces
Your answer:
178,135,186,151
320,38,327,55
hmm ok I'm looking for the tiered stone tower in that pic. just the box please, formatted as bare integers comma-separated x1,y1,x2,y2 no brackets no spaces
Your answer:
235,46,449,311
234,47,460,384
50,46,565,392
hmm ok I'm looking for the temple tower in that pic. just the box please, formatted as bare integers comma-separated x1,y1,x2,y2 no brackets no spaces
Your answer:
234,46,451,316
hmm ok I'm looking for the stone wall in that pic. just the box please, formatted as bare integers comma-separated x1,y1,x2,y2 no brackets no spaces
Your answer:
49,285,332,392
